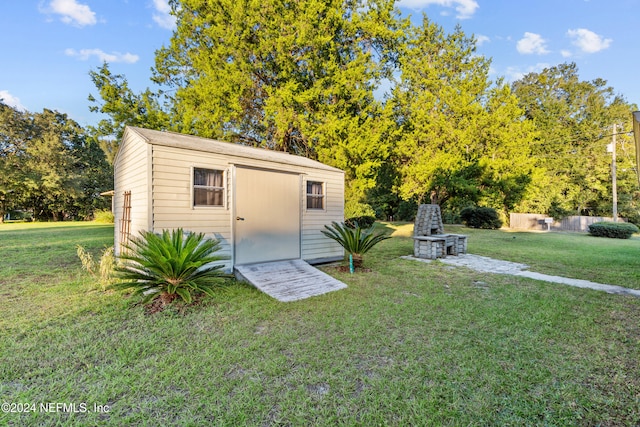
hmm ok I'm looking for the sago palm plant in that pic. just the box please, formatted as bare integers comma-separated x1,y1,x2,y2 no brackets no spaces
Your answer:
112,228,229,305
321,221,390,268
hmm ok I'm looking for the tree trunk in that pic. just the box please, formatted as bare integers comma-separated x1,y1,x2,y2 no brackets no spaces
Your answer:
160,292,177,305
430,190,439,205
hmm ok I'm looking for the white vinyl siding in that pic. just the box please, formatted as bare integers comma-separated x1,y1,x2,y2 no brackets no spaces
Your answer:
301,173,344,261
113,131,151,255
150,145,233,271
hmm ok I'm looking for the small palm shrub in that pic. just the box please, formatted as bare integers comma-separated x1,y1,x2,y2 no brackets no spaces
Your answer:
112,229,229,305
588,221,639,239
321,221,390,268
460,206,503,229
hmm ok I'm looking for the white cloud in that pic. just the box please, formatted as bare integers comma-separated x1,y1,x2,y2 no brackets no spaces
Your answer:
516,32,549,55
65,48,139,63
504,63,550,82
398,0,479,19
560,50,572,58
46,0,97,27
475,34,490,46
505,67,525,82
0,90,26,111
567,28,612,53
152,0,176,30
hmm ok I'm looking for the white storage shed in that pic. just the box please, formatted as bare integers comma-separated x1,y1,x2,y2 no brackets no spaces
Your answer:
113,126,345,271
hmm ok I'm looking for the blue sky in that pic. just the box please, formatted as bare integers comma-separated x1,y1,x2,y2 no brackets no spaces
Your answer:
1,0,638,128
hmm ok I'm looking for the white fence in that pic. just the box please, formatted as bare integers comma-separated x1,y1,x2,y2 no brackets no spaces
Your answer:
509,213,622,232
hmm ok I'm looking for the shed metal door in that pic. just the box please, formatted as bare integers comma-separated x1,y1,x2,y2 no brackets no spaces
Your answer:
234,167,301,265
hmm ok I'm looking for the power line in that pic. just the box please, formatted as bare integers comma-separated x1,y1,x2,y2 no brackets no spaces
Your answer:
535,130,632,147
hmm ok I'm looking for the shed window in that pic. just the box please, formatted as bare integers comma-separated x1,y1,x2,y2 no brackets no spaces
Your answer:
306,181,324,210
194,168,224,207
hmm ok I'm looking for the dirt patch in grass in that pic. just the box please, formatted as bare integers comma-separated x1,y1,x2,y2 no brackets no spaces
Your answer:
327,265,372,273
142,293,214,315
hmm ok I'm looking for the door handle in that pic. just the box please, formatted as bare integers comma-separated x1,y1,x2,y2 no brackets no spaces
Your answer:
236,216,245,221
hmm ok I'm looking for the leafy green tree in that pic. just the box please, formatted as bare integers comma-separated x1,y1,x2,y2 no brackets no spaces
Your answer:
90,2,539,214
0,102,29,221
0,104,112,221
151,0,404,202
23,132,77,220
92,2,639,223
88,63,170,163
70,134,113,219
23,110,90,220
512,62,637,216
389,19,536,215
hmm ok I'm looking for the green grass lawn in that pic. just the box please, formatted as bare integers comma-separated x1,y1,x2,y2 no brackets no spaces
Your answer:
1,222,639,426
385,222,640,289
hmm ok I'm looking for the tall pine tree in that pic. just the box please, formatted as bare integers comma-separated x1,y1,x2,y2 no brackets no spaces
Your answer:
151,0,405,202
388,19,536,216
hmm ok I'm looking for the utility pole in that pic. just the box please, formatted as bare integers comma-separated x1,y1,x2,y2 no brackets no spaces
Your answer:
612,123,618,222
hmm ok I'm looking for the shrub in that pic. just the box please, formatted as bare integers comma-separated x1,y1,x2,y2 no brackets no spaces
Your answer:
344,201,376,228
321,221,390,268
94,209,115,224
345,201,376,218
345,216,376,229
397,200,418,221
460,206,503,229
588,222,639,239
111,229,229,305
442,208,461,224
548,200,571,221
77,245,116,290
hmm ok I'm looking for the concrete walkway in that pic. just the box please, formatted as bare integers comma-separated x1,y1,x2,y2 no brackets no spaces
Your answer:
401,254,640,298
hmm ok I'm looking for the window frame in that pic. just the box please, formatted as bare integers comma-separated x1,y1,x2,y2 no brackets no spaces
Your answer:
306,180,325,211
192,167,226,209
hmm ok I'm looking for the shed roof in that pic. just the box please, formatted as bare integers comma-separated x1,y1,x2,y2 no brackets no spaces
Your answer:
124,126,343,173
